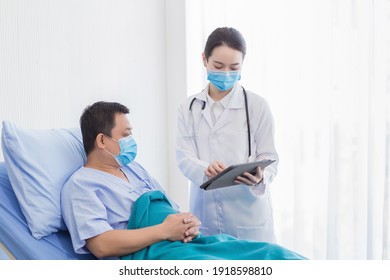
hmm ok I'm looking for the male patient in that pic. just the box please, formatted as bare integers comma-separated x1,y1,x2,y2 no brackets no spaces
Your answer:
61,101,200,259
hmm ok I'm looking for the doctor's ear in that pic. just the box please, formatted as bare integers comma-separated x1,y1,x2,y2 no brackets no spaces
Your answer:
202,53,207,67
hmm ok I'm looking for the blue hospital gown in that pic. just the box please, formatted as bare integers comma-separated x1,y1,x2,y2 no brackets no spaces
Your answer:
61,161,175,256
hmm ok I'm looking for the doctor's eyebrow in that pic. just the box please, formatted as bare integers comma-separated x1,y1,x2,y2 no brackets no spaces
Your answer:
213,60,241,67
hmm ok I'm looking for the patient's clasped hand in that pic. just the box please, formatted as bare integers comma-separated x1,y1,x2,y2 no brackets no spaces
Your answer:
61,101,306,260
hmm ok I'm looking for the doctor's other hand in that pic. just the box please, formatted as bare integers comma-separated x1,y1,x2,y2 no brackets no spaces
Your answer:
234,166,263,187
205,160,227,178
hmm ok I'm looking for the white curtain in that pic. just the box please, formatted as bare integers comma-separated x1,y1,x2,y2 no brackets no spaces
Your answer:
185,0,390,259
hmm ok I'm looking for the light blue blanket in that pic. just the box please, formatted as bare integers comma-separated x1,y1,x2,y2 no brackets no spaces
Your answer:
121,190,306,260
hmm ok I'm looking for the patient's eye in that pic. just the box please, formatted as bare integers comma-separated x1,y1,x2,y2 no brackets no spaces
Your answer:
124,128,133,137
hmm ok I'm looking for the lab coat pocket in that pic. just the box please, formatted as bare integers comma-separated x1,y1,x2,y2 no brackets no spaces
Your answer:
236,226,264,240
236,217,275,242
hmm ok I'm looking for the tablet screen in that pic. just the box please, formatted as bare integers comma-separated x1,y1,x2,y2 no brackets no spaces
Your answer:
200,159,275,191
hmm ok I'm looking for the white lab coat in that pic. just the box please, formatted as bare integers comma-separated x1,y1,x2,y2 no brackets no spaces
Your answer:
176,83,279,242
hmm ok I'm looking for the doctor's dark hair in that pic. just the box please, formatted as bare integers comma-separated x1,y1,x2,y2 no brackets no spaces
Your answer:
80,101,129,155
204,27,247,60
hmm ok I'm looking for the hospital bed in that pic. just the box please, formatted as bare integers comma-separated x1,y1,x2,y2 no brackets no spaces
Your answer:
0,121,306,260
0,161,96,260
0,120,97,260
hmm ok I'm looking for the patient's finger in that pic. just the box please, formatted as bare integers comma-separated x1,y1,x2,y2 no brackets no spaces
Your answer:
185,226,197,236
185,227,200,238
183,236,192,243
183,230,200,243
182,213,195,224
182,214,201,226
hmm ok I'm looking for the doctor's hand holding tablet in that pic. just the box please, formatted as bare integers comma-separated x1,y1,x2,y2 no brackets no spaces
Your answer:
204,160,265,185
201,159,276,191
176,27,279,242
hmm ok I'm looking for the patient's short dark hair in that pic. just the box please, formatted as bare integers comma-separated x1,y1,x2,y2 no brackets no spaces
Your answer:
80,101,129,155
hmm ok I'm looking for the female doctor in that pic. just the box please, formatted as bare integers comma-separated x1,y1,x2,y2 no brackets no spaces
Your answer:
176,27,279,242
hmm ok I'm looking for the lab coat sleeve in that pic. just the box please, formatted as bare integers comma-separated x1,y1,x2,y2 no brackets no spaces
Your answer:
250,98,279,197
176,102,209,187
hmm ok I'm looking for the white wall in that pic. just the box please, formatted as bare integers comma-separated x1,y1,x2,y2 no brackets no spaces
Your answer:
0,0,171,192
165,0,190,211
0,0,191,210
0,0,167,175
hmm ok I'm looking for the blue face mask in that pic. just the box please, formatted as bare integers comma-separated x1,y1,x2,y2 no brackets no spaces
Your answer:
207,69,241,91
104,135,137,166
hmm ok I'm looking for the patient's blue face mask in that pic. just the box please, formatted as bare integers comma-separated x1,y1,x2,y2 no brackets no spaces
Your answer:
207,69,241,91
104,134,137,166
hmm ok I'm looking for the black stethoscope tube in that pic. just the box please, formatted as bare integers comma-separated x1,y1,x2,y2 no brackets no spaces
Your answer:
189,86,251,158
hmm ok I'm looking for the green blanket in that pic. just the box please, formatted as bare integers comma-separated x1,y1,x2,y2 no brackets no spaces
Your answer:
121,191,306,260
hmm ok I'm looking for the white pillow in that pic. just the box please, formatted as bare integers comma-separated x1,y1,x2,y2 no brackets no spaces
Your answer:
1,121,86,239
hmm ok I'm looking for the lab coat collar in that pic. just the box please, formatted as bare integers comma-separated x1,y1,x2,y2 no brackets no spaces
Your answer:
195,83,244,109
194,86,208,103
225,84,245,109
198,83,246,132
192,86,212,128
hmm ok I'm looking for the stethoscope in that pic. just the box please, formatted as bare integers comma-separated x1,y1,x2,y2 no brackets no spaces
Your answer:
188,86,252,158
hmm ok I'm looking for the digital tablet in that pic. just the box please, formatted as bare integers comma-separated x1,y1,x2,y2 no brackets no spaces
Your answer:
200,159,276,191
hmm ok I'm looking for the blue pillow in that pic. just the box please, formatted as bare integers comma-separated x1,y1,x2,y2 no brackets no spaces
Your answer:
1,121,86,239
